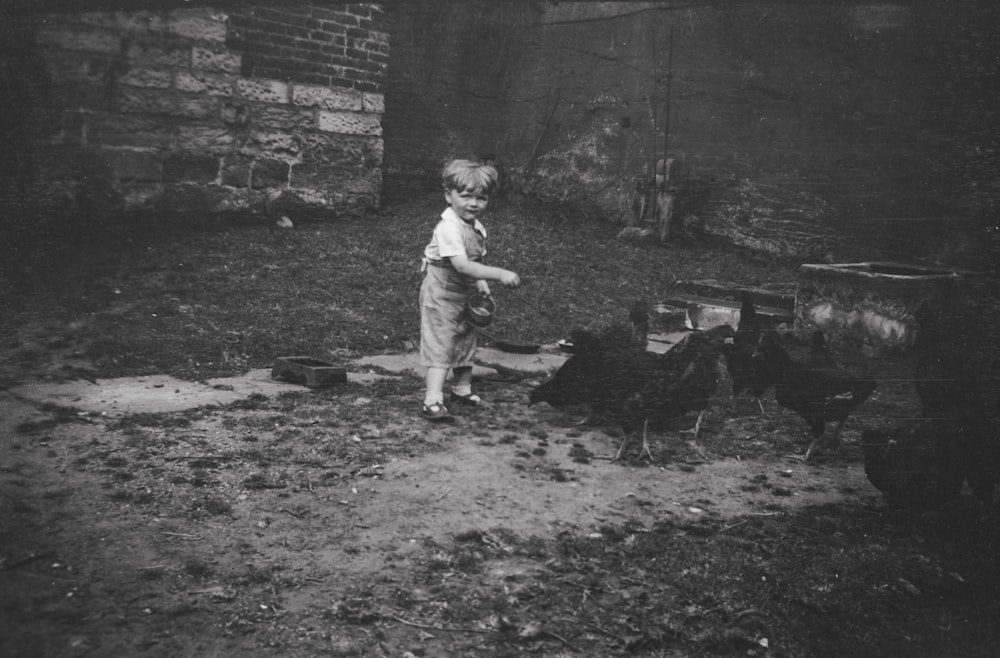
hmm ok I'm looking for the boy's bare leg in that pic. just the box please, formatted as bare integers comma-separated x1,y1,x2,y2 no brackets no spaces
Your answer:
424,367,448,406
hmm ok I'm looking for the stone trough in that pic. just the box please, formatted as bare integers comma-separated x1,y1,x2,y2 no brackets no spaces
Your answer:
794,261,975,354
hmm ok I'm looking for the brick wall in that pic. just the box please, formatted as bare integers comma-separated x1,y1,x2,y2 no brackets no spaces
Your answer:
17,3,387,227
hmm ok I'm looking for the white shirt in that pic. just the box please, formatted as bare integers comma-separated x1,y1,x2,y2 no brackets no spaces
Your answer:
423,207,487,262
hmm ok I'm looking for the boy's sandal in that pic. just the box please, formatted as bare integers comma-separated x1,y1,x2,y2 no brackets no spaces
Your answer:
450,392,484,407
422,402,453,421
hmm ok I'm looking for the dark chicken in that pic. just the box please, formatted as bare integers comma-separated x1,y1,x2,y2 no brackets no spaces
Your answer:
627,324,734,459
530,323,733,461
722,292,777,412
861,426,949,509
529,323,656,427
758,330,877,461
911,297,1000,507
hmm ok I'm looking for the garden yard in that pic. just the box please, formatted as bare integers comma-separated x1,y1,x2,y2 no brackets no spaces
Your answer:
1,197,997,657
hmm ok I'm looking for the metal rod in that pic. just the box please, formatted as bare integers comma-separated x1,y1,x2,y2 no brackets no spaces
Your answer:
661,23,674,191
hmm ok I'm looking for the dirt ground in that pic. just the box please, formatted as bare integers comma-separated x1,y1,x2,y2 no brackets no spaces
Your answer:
1,344,998,657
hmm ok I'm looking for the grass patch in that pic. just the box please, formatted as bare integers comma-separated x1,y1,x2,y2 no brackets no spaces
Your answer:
1,195,794,382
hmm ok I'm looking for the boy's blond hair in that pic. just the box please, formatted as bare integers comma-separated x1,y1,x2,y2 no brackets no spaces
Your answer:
442,159,498,193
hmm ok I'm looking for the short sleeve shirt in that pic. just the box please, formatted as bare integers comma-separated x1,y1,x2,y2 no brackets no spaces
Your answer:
424,208,487,262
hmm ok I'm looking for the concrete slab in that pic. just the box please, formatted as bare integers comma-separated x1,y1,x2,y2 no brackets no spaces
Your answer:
2,334,693,423
8,370,305,417
353,346,568,379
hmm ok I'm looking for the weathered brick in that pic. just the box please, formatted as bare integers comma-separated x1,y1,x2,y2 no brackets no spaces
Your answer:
251,159,290,189
165,11,228,43
191,46,242,74
175,71,235,97
220,155,251,187
37,24,121,55
106,148,163,182
236,78,289,104
317,110,381,136
292,83,362,111
361,92,384,114
118,68,173,89
176,126,235,154
163,152,220,183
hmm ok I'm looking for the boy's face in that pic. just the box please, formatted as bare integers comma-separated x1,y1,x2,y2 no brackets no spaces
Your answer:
445,186,490,222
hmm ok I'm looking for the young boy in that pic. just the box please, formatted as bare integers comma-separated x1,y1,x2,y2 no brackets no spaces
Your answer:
419,159,520,420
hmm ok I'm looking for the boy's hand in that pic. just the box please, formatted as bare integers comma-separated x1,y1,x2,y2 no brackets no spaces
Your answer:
476,280,491,296
499,271,520,288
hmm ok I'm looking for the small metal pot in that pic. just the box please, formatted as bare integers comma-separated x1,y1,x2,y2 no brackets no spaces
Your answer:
464,293,496,328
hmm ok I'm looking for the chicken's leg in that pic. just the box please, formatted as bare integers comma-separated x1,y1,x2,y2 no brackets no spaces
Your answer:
638,418,654,461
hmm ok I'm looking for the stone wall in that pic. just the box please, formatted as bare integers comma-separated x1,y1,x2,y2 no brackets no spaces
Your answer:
9,3,387,229
383,2,1000,267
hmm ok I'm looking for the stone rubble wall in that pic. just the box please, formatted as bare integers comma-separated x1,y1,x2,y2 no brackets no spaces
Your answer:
31,3,387,223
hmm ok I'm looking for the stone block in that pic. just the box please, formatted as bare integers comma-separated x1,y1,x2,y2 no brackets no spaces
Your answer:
118,67,173,89
297,133,370,167
163,152,219,183
291,83,362,110
126,41,192,68
236,78,289,104
251,159,290,189
265,188,342,221
212,186,266,213
120,182,163,209
253,105,315,131
37,25,121,55
117,87,220,120
176,126,235,154
78,10,168,33
86,113,175,149
49,79,115,113
36,146,114,181
107,149,163,182
175,71,235,97
165,11,228,43
221,101,251,127
45,110,87,145
237,130,299,158
362,92,385,114
220,155,251,188
155,183,263,214
271,357,347,388
317,110,382,136
291,163,380,196
191,46,242,74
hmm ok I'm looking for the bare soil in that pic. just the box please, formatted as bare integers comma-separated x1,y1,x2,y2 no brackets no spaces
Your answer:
3,357,999,657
